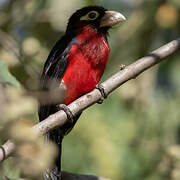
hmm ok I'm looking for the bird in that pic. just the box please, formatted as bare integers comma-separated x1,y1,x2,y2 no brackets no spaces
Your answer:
38,5,126,180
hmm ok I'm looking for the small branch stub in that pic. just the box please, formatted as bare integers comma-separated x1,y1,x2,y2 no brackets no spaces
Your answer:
120,64,126,70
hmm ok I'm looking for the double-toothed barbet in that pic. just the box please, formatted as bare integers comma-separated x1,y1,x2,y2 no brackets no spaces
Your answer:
39,5,126,180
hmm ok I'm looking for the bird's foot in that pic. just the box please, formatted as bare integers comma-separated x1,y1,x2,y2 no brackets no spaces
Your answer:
44,168,62,180
0,146,6,161
51,171,62,180
58,104,74,123
96,84,108,104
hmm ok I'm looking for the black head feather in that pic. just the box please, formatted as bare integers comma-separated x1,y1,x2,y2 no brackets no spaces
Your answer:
66,6,107,33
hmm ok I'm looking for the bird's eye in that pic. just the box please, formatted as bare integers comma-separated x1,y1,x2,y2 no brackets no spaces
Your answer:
80,11,99,21
88,11,99,20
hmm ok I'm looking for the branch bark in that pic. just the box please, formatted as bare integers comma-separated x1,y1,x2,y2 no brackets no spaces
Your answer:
0,38,180,163
14,172,110,180
61,171,110,180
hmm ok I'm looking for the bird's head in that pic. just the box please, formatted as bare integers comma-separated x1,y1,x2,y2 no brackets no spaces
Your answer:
66,6,126,34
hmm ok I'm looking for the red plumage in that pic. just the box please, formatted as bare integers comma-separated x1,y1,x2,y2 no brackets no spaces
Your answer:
63,25,110,104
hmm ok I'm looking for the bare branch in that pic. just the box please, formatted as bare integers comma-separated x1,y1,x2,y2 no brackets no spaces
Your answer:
14,172,110,180
0,38,180,163
61,171,111,180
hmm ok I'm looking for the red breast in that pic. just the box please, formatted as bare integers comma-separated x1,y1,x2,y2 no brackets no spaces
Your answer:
62,25,110,105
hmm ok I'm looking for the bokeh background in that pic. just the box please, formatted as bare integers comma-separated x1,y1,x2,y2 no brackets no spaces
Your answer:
0,0,180,179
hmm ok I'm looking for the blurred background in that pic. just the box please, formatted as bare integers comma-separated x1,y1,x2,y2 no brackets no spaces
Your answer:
0,0,180,179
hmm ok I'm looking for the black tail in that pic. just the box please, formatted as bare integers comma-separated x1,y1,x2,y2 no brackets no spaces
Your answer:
43,128,64,180
39,104,64,180
39,104,82,180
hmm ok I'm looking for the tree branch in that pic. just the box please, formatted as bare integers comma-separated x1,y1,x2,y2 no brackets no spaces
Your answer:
14,172,110,180
0,38,180,163
61,171,110,180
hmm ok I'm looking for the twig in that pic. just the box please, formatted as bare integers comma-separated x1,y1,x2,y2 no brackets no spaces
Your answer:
0,38,180,162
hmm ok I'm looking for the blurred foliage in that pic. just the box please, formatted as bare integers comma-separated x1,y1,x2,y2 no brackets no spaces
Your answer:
0,84,57,179
0,61,20,87
0,0,180,179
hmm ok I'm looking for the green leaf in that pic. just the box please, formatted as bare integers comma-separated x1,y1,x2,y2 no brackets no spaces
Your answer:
0,61,20,88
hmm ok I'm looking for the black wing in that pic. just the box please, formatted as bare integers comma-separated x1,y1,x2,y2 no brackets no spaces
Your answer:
39,34,73,122
39,34,82,179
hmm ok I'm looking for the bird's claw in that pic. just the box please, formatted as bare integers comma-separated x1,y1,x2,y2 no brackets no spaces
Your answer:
52,171,62,180
44,168,62,180
58,104,74,123
0,146,5,161
96,84,108,104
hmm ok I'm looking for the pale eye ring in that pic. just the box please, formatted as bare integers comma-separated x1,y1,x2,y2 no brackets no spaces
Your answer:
88,12,97,19
87,11,99,20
